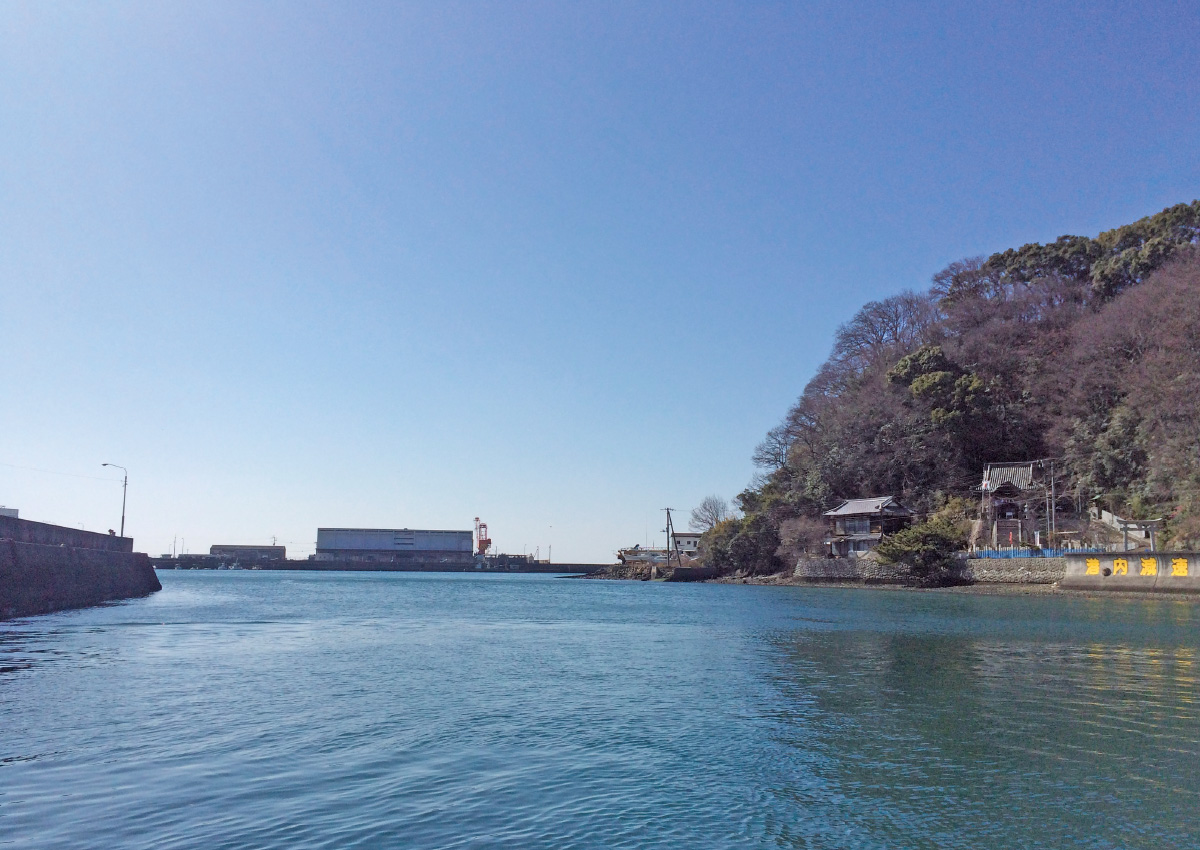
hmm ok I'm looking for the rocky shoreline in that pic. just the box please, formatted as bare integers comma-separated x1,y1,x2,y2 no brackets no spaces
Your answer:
586,561,1200,600
714,571,1200,600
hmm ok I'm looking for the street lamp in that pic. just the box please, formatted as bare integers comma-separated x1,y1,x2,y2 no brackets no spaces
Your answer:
101,463,128,537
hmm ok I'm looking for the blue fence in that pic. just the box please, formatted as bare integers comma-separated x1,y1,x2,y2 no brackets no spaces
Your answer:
971,547,1107,559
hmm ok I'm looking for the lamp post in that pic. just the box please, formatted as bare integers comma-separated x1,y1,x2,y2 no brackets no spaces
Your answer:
101,463,128,537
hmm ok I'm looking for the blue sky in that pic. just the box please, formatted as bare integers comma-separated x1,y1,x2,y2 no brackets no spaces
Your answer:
2,1,1197,561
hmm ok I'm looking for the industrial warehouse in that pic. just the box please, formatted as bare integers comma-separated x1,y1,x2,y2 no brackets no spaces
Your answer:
315,527,475,567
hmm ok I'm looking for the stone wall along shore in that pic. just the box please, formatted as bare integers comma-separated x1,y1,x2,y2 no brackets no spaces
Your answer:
793,556,1069,585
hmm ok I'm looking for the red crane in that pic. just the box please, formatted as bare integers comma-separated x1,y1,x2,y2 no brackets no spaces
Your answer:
474,517,492,556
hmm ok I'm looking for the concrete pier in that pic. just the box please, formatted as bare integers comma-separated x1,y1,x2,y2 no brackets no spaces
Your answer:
0,517,160,620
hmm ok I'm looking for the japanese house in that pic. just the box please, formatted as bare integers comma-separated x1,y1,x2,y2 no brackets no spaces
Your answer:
823,497,914,557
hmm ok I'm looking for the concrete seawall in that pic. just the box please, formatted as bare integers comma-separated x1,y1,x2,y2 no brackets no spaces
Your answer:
1060,552,1200,592
666,566,718,582
1,529,160,621
0,515,133,553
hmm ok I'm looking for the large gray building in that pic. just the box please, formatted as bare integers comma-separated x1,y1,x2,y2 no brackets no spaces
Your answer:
315,528,474,566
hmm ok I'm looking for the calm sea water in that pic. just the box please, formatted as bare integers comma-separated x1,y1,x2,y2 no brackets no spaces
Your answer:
3,572,1200,849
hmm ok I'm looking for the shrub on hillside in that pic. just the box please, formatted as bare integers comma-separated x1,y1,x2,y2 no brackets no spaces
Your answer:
700,515,782,576
775,515,828,564
875,516,968,586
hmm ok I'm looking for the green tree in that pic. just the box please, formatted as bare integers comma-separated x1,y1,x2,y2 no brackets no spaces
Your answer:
875,517,968,586
698,512,782,576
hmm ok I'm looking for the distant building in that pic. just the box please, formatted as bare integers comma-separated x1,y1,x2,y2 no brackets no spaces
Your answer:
980,462,1043,547
173,554,217,568
209,544,287,562
672,532,702,556
0,507,17,519
315,528,474,566
824,497,914,557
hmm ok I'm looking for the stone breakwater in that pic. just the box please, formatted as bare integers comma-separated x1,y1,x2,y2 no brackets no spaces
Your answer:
0,517,160,620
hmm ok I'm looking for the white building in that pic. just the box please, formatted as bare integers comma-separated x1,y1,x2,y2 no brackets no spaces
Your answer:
672,532,702,556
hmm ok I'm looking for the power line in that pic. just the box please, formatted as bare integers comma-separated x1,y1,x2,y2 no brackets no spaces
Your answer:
0,461,123,483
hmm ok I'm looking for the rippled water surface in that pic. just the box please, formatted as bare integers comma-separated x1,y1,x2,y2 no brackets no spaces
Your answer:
3,572,1200,848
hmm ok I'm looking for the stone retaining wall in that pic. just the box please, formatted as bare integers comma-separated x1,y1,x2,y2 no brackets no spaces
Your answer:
793,556,1068,585
0,539,161,620
793,557,910,583
961,557,1067,584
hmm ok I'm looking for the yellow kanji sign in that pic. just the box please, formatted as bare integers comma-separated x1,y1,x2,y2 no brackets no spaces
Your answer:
1085,558,1100,575
1113,558,1128,575
1140,558,1158,576
1171,558,1189,577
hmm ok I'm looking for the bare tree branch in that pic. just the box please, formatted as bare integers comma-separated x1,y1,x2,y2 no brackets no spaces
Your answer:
689,496,731,532
753,423,794,469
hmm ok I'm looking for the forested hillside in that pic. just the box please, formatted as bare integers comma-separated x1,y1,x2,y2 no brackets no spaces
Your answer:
706,201,1200,572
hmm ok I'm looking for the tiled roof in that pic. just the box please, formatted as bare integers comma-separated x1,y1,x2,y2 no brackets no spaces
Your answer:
982,463,1039,492
823,496,913,517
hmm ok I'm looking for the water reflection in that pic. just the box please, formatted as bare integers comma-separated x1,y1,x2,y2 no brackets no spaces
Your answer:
760,590,1200,848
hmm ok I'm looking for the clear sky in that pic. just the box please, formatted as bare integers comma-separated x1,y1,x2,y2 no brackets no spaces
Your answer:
2,1,1198,561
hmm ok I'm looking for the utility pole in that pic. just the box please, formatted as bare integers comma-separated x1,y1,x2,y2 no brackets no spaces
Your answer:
1049,460,1057,545
101,463,128,537
1045,472,1051,548
663,508,684,571
981,463,988,545
1038,458,1058,549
